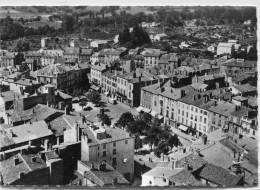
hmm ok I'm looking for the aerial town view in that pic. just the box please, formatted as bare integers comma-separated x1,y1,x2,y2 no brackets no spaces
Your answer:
0,5,258,187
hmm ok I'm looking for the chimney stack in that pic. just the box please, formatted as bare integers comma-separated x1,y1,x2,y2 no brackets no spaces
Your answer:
19,172,25,179
31,156,37,163
14,156,19,166
90,163,95,170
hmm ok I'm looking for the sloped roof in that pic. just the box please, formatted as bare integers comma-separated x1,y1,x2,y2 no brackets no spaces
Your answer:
80,161,129,186
198,163,243,186
4,120,53,145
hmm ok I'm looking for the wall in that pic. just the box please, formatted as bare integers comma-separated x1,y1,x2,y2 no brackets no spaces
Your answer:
46,158,63,185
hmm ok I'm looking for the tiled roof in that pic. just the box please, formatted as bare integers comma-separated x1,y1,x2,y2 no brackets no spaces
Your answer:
143,165,183,178
45,150,60,160
247,96,257,107
198,163,243,186
223,59,256,68
81,49,93,55
13,78,39,86
3,121,53,145
232,73,254,83
56,90,72,99
91,64,107,71
200,143,234,169
49,114,70,136
169,169,204,186
208,102,236,117
218,42,234,48
80,161,129,186
0,90,20,102
35,64,67,76
176,153,207,171
198,73,224,81
233,84,257,93
10,104,61,123
0,154,30,184
82,126,132,146
230,106,251,118
63,47,80,54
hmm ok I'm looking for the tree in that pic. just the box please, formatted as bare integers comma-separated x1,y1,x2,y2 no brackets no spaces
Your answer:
85,91,101,106
15,40,30,52
143,125,163,151
134,133,143,152
167,134,182,151
61,14,75,31
98,113,111,126
127,120,149,135
79,100,86,110
116,112,135,130
138,112,152,127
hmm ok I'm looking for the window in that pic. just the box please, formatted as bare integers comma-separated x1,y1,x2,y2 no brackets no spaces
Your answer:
182,111,184,116
125,140,128,144
98,146,99,150
190,121,193,127
154,101,157,106
98,153,99,157
112,157,117,166
163,179,166,182
149,181,152,185
203,126,206,132
178,109,180,114
103,151,106,157
113,142,116,147
253,130,255,135
186,112,188,117
200,116,202,122
191,107,193,111
182,118,184,123
204,118,207,124
191,114,193,120
113,149,116,155
195,116,197,121
195,108,198,113
103,144,106,149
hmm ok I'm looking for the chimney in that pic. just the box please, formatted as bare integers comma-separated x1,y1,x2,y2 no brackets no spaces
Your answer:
9,130,14,138
235,105,240,111
90,163,95,170
14,156,19,166
65,105,70,115
113,178,118,186
19,172,25,178
31,156,36,163
193,95,196,101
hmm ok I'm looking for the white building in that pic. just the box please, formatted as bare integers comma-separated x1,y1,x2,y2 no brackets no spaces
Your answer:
90,63,108,86
217,43,234,56
90,40,109,48
81,123,135,181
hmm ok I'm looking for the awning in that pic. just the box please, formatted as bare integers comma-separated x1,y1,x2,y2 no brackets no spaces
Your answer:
136,106,143,112
91,85,100,91
104,91,109,96
179,125,188,131
151,110,159,117
158,115,164,120
142,108,151,113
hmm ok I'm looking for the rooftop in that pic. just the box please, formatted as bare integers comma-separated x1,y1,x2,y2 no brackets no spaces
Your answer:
198,163,243,186
233,83,257,93
79,161,129,186
2,120,53,146
82,125,132,146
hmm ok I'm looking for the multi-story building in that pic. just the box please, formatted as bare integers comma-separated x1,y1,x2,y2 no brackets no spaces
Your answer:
24,52,43,70
63,47,80,62
41,53,56,66
217,43,235,56
35,63,88,92
101,68,119,98
221,59,257,76
80,48,93,63
81,123,135,181
116,69,169,107
0,52,23,68
144,53,161,68
90,40,109,48
90,63,109,88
